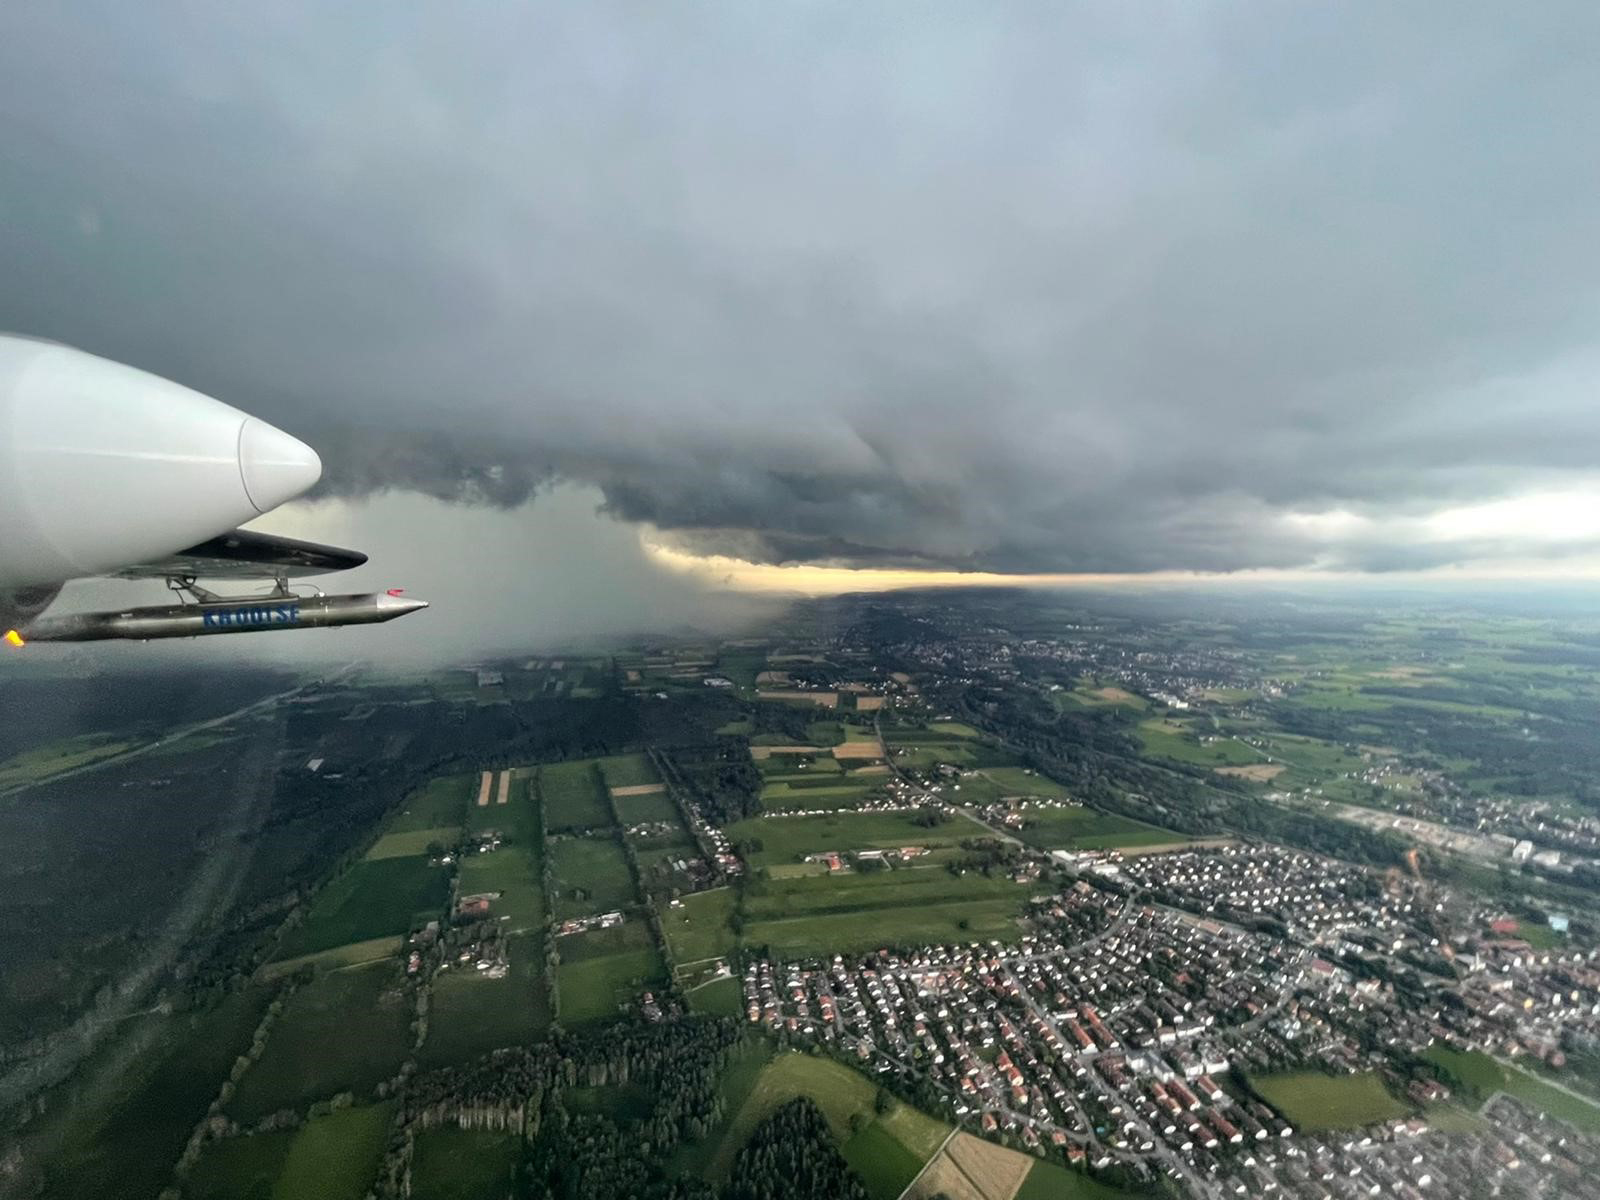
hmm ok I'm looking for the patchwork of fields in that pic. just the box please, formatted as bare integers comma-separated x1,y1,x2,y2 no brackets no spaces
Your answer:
88,693,1182,1199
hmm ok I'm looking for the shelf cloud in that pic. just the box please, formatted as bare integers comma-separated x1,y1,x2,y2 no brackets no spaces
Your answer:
3,2,1598,577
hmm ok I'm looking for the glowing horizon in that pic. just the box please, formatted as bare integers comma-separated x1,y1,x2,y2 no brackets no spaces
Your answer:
641,537,1600,596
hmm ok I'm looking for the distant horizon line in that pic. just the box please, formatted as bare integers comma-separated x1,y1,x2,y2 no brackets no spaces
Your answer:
642,541,1600,597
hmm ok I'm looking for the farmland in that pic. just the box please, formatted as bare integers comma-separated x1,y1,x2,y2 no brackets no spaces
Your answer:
596,751,660,789
548,836,635,918
614,789,680,824
538,761,613,831
184,1131,294,1200
661,888,739,964
229,964,412,1123
457,841,546,932
974,767,1073,799
386,774,474,833
189,1105,393,1200
738,869,1031,958
555,920,667,1025
271,1103,393,1199
1006,806,1187,852
421,932,551,1067
1136,719,1261,768
724,810,970,869
364,827,457,860
273,855,451,960
411,1128,520,1200
25,990,274,1200
1016,1160,1148,1199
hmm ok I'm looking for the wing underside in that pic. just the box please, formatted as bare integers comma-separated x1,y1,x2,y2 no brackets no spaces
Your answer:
112,529,368,581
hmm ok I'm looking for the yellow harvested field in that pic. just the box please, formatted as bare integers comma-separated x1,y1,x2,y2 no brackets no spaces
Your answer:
832,741,884,761
758,690,839,708
755,670,792,685
855,695,886,711
907,1133,1033,1200
496,770,511,804
610,782,668,797
476,771,493,807
1214,763,1286,781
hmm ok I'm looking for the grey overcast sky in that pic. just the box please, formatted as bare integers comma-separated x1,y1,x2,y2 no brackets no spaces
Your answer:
3,3,1599,578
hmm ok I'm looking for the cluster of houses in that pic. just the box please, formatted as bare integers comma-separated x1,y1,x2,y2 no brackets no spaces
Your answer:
555,910,624,937
740,894,1318,1183
1118,845,1430,940
672,783,744,876
738,844,1600,1198
801,845,929,873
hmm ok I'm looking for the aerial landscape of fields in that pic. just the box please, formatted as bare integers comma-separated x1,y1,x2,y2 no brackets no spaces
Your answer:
4,585,1600,1200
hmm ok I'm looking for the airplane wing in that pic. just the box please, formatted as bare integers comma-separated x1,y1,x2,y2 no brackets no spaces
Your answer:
0,334,426,643
111,529,369,581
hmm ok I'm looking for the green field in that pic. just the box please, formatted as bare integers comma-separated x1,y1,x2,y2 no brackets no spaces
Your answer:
758,778,878,810
559,917,657,962
230,964,412,1123
271,1103,393,1199
185,1130,294,1200
260,935,404,980
556,926,667,1025
458,842,546,932
841,1121,923,1199
1506,919,1565,949
388,774,474,833
596,752,660,789
411,1128,521,1200
614,790,680,824
421,932,551,1067
1422,1046,1600,1131
364,827,458,861
725,811,970,868
740,868,1031,958
1251,1070,1409,1132
757,753,843,775
977,767,1074,799
661,888,739,964
687,974,744,1017
32,990,274,1200
1007,806,1185,851
0,734,134,789
548,836,636,918
539,761,613,831
1016,1160,1149,1199
275,856,450,960
1136,719,1261,767
706,1052,947,1187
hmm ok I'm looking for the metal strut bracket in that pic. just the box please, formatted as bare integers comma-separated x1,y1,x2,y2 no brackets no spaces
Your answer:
165,574,300,605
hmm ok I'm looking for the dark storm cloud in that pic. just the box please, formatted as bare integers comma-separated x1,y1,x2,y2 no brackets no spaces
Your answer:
2,2,1598,574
